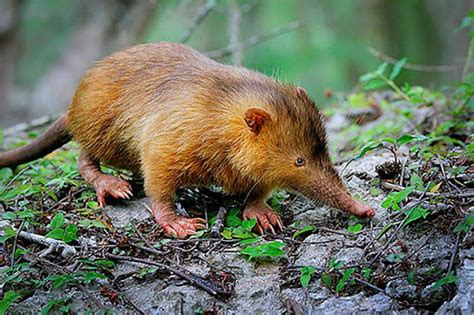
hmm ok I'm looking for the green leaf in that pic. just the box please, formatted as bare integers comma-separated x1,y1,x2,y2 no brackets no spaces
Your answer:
79,219,106,229
241,219,256,231
0,226,16,243
386,253,405,263
189,230,206,239
454,213,474,233
361,268,372,280
410,173,424,190
238,237,259,245
347,223,363,234
83,272,106,284
407,270,415,285
240,241,286,260
329,258,343,270
432,272,457,290
0,291,21,314
403,206,429,226
45,228,65,240
390,58,407,80
0,128,4,147
2,212,17,220
63,224,78,243
376,62,389,75
336,268,355,292
221,228,233,240
47,274,74,289
369,187,382,197
0,168,13,182
381,186,415,211
225,208,242,227
41,297,71,315
396,134,428,145
292,225,316,238
358,140,384,158
50,213,65,229
300,266,316,288
321,273,333,288
362,78,388,91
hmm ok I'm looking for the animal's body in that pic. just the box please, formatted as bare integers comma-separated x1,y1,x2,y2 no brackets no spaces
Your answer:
0,42,374,238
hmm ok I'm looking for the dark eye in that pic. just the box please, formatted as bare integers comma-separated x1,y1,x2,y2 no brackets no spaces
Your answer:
295,158,305,167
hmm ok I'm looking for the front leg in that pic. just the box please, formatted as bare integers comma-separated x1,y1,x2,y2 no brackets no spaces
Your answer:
243,198,284,235
142,153,206,239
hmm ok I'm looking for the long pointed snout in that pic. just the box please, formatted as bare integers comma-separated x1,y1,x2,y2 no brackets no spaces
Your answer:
299,171,375,218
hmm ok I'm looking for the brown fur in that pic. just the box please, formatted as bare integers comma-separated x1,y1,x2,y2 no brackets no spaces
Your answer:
1,42,374,237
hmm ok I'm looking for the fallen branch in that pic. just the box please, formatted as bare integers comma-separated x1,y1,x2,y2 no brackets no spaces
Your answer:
0,222,77,258
104,253,232,299
205,20,303,59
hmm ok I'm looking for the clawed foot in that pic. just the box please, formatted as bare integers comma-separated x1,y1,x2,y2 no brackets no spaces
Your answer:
153,205,206,239
243,203,284,235
92,174,133,207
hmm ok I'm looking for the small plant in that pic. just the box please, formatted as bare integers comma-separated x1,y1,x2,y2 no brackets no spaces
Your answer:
347,223,363,234
240,241,286,260
335,267,356,293
432,272,458,291
381,186,415,211
41,297,72,315
358,134,428,162
221,218,259,244
454,213,474,233
292,225,316,238
360,59,409,100
45,213,78,243
0,290,22,314
299,266,316,288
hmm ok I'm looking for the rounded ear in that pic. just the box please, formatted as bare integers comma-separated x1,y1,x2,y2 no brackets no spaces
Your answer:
244,108,271,135
296,86,310,102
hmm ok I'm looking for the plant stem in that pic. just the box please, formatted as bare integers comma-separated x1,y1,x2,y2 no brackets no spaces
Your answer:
381,75,411,102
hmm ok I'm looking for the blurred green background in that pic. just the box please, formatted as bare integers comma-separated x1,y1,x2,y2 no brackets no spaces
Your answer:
0,0,471,127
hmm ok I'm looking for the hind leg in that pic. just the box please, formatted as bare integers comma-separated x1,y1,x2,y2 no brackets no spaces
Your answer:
78,152,133,207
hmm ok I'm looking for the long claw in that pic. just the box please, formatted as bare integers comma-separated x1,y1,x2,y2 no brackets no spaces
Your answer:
243,203,283,235
268,224,276,235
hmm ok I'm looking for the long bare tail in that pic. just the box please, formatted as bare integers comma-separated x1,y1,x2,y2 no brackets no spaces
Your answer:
0,114,71,168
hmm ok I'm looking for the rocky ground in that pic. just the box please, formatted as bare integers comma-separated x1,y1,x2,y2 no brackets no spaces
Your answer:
1,89,473,314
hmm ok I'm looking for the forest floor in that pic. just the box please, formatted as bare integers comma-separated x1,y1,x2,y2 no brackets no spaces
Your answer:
0,65,473,314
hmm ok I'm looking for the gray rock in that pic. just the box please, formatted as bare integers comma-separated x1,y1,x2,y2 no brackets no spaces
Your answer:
436,248,474,315
104,197,151,228
386,279,417,300
334,247,364,266
311,292,396,314
294,234,343,268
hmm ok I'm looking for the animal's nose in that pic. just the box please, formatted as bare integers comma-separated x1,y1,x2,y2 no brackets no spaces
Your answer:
349,200,375,218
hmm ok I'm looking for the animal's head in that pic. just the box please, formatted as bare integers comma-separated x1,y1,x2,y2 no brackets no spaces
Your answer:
237,85,374,218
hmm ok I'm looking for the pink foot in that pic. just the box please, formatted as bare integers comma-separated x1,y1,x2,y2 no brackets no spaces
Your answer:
92,174,133,207
242,202,284,235
152,204,206,239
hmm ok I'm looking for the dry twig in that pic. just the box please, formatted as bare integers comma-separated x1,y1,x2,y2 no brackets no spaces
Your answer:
180,0,216,43
205,20,303,59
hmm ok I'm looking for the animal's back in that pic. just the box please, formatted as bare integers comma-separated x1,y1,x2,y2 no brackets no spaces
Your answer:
67,42,223,172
